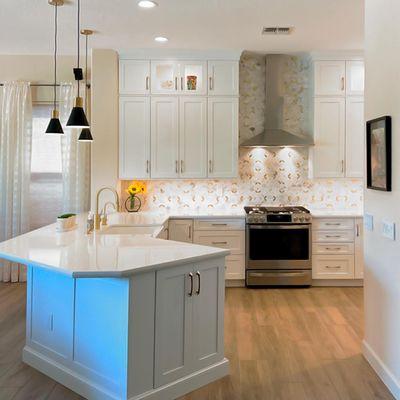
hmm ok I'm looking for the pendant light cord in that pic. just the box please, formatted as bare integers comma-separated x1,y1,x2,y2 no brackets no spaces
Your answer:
77,0,80,98
54,3,58,111
85,34,88,110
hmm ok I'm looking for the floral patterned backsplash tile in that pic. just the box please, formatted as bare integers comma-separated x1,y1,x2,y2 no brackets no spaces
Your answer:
120,148,363,212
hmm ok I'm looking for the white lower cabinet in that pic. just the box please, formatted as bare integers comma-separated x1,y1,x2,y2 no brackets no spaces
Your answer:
154,259,225,387
169,219,193,243
312,217,363,281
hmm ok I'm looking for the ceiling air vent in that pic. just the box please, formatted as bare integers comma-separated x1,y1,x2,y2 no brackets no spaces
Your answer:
262,27,293,35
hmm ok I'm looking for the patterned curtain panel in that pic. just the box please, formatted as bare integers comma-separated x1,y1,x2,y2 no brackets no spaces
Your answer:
59,82,91,214
0,82,32,282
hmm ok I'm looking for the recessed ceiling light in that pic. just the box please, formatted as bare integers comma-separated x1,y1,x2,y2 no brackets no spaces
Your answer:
154,36,168,43
138,0,157,8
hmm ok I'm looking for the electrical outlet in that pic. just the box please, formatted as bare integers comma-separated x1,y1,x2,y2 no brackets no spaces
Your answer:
364,213,374,231
382,220,395,240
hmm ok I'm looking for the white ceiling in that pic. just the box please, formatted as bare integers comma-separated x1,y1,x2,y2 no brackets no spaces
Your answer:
1,0,364,55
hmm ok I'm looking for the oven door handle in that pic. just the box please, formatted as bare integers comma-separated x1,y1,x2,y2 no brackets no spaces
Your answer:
248,271,309,278
247,224,310,230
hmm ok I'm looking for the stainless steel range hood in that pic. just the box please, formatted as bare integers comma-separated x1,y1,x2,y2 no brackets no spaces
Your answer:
241,54,314,148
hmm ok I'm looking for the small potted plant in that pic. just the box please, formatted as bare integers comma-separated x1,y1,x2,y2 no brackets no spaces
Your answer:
56,213,77,231
125,181,146,212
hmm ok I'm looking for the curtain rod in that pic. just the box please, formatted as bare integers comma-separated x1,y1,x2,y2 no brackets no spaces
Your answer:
0,83,90,88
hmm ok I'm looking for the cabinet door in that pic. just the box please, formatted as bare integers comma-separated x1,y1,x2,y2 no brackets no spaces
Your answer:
208,61,239,96
345,96,364,178
313,97,345,178
179,61,207,95
119,97,150,179
119,60,150,95
31,268,74,359
314,61,346,96
208,97,239,178
169,219,193,243
313,255,355,279
151,61,179,94
154,264,193,387
346,61,364,96
151,97,179,178
192,259,224,370
179,97,207,178
354,218,364,279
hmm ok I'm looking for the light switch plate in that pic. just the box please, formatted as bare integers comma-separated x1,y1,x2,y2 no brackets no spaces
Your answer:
382,220,395,240
364,213,374,231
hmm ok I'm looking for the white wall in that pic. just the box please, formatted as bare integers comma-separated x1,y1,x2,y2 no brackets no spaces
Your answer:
363,1,400,398
90,49,119,210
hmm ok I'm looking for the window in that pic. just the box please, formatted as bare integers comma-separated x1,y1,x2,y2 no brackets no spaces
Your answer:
29,104,63,230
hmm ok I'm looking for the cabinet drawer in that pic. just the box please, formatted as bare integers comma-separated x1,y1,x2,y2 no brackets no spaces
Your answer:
225,256,245,280
313,230,354,243
193,231,244,255
313,255,354,279
312,242,354,255
313,218,354,231
194,218,245,231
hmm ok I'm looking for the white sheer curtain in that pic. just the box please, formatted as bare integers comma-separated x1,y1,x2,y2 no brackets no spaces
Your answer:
59,83,91,214
0,82,32,282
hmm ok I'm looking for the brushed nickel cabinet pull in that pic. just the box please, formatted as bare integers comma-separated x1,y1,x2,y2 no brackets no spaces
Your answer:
209,160,212,173
325,247,341,251
325,235,341,238
326,265,341,269
175,77,178,90
341,77,345,91
146,160,150,174
146,76,150,91
212,241,228,245
341,160,344,173
188,225,192,239
181,160,184,173
196,271,201,295
175,160,179,174
325,222,341,226
181,76,184,90
212,223,228,226
188,273,194,296
209,76,213,90
356,224,360,237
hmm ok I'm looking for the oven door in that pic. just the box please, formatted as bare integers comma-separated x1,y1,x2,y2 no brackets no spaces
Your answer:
246,224,311,269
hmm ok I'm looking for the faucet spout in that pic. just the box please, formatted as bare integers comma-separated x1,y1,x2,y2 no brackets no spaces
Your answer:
95,187,120,230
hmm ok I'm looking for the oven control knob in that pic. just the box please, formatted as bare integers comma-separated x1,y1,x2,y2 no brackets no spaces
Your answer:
293,217,298,222
299,217,305,222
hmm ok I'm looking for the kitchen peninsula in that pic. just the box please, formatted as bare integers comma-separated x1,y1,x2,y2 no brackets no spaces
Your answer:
0,215,230,400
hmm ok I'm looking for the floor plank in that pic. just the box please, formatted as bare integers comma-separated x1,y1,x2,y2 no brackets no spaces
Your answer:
0,283,394,400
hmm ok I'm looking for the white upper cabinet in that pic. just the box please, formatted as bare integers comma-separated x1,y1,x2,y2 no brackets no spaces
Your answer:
208,97,239,178
151,97,179,178
179,97,207,178
314,61,346,96
151,61,180,94
178,61,207,95
313,97,346,178
119,97,150,179
345,96,365,178
208,61,239,96
346,61,365,96
119,60,150,95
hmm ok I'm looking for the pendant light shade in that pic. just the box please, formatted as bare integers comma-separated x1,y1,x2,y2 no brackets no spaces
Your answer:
66,96,89,128
78,128,93,142
67,0,90,129
46,0,64,135
46,110,64,134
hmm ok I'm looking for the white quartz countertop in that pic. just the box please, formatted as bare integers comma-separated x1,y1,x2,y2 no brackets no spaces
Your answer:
309,209,364,218
0,214,230,278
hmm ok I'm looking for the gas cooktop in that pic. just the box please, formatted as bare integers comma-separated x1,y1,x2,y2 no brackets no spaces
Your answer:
244,206,311,224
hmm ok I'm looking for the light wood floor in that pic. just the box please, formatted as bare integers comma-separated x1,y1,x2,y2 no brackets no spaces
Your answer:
0,283,393,400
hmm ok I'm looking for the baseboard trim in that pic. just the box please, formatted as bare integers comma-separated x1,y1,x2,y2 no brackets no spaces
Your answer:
23,346,229,400
312,279,363,287
225,279,245,287
131,358,229,400
363,340,400,399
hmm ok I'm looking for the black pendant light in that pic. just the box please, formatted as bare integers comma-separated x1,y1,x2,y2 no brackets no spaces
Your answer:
46,0,64,135
78,29,93,142
66,0,90,129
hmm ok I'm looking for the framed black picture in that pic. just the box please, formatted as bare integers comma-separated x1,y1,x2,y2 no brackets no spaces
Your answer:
366,116,392,191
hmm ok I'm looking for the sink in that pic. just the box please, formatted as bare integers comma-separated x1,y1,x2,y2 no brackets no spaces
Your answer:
98,225,163,237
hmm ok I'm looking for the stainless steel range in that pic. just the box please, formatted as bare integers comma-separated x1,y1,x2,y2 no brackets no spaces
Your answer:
245,206,312,287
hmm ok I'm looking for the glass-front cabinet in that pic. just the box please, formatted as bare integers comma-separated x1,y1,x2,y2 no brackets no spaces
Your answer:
151,60,207,95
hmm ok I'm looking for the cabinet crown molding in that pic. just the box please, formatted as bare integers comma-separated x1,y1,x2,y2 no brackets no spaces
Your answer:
119,49,242,61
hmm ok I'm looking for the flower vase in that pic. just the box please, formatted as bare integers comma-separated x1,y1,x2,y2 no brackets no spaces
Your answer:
125,195,142,213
